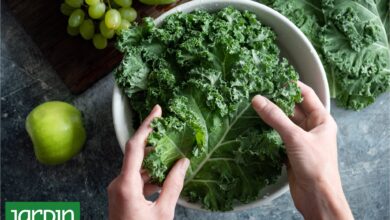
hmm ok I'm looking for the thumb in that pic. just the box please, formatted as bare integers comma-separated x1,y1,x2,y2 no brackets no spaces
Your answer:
157,158,190,210
252,95,302,139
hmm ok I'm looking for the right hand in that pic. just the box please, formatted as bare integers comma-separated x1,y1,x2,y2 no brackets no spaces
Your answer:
252,82,353,220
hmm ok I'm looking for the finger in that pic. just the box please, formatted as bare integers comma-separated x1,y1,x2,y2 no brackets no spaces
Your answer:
157,158,190,210
297,81,325,114
144,184,161,197
121,105,162,177
252,95,303,138
144,146,154,156
133,105,162,145
140,147,155,183
290,105,306,126
141,171,151,183
285,159,292,170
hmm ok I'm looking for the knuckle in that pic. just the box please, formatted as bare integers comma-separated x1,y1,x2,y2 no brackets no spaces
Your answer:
311,109,323,118
126,139,135,148
169,173,185,190
107,181,116,194
312,110,326,124
165,181,183,197
311,171,328,186
329,115,337,125
108,181,130,199
326,116,338,131
310,109,329,125
107,177,123,193
263,103,279,119
305,86,315,96
284,131,302,143
115,184,130,198
172,181,184,192
125,140,137,153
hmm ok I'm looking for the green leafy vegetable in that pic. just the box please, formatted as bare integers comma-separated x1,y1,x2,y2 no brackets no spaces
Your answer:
262,0,390,110
115,7,302,211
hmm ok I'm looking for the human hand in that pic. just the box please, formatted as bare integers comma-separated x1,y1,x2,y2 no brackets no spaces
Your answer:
252,82,353,220
108,105,190,220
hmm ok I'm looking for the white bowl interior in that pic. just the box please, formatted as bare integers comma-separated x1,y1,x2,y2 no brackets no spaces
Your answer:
112,0,329,212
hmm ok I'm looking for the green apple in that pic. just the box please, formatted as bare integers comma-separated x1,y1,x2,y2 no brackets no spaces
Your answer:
25,101,86,165
139,0,177,5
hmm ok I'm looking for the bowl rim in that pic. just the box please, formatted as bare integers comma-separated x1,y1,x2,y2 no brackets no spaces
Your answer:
112,0,330,212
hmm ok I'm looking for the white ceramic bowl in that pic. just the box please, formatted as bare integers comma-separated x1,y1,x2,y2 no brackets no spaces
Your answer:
112,0,330,212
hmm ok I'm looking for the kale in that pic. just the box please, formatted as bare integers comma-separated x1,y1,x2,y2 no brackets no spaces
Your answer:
115,7,301,211
262,0,390,110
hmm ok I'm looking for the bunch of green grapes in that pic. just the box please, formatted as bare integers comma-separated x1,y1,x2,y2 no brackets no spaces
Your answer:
61,0,137,49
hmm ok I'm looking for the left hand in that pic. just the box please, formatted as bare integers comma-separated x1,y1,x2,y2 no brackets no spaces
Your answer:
108,105,190,220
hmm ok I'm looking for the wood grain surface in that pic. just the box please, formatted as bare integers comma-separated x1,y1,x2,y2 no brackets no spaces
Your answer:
5,0,188,94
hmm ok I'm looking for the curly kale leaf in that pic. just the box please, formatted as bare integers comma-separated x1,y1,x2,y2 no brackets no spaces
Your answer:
262,0,390,110
115,7,301,211
320,0,390,109
261,0,324,47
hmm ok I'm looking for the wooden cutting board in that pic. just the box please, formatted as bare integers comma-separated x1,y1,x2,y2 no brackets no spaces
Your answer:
6,0,188,94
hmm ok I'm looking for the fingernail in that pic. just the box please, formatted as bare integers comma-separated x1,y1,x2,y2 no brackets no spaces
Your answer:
151,104,160,113
181,158,190,172
252,95,267,108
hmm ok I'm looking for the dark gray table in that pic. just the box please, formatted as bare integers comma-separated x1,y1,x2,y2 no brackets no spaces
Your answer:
1,4,389,219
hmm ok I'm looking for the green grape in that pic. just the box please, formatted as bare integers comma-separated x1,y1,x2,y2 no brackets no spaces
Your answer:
88,2,106,19
113,0,132,7
119,7,137,22
60,3,75,16
92,34,107,49
85,0,99,6
116,19,130,34
80,19,95,40
68,9,85,27
111,1,121,8
99,21,115,39
65,0,83,8
67,26,80,36
105,9,121,29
